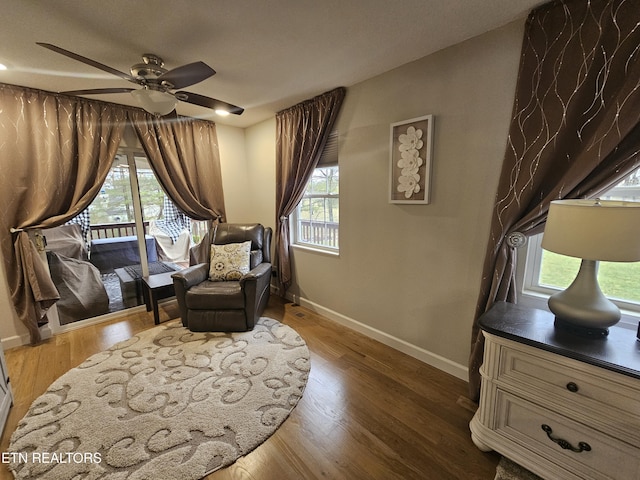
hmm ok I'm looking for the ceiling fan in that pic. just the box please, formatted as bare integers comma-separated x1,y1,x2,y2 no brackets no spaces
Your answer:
37,42,244,117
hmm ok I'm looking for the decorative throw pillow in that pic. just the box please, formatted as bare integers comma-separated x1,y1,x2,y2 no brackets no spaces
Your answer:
209,241,251,281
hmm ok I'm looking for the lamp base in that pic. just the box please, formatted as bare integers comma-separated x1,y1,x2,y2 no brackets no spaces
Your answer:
547,259,620,336
554,318,609,338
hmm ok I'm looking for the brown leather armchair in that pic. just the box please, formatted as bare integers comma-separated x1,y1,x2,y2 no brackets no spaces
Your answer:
171,223,272,332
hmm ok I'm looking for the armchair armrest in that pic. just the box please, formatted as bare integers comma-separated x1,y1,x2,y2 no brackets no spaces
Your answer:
172,263,208,327
240,262,272,330
172,263,209,289
239,262,272,286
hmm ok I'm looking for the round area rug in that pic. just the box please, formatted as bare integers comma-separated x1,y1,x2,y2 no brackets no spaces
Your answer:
8,318,310,479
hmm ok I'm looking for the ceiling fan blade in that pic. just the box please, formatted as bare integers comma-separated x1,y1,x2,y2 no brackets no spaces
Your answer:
158,62,216,90
62,88,136,95
37,42,138,83
176,91,244,115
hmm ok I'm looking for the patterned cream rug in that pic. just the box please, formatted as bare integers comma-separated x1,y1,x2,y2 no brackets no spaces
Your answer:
8,318,310,479
495,457,543,480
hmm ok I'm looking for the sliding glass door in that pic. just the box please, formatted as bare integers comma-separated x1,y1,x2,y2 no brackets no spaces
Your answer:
88,151,158,313
43,148,198,331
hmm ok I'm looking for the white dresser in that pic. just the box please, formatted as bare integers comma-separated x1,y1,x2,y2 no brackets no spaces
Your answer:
470,302,640,480
0,341,12,435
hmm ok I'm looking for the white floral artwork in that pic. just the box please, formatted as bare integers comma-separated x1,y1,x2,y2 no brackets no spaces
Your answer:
397,126,424,198
389,115,433,204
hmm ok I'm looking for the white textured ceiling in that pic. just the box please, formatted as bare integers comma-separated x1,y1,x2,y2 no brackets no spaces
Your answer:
1,0,542,127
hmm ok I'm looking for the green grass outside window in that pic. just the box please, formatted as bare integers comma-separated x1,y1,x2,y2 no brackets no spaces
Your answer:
540,251,640,303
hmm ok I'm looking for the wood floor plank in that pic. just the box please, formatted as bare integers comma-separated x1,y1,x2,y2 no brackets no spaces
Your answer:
0,296,499,480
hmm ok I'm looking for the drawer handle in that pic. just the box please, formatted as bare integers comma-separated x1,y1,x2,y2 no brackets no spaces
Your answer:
541,424,591,453
566,382,579,393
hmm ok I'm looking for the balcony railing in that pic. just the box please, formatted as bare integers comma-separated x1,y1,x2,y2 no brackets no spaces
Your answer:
89,220,209,242
90,222,149,239
298,220,338,248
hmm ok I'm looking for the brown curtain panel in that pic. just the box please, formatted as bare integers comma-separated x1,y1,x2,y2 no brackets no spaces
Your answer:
468,0,640,399
0,84,127,343
130,111,226,222
274,87,346,293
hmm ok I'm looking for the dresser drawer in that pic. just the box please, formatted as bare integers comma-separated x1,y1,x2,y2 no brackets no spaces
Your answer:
495,390,640,480
496,343,640,445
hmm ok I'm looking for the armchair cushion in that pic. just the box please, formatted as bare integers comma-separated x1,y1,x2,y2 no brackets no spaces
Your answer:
208,241,251,281
186,281,244,310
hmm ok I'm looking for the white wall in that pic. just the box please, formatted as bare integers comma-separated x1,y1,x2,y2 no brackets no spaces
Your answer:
217,121,276,230
244,118,277,231
216,124,250,222
239,19,525,378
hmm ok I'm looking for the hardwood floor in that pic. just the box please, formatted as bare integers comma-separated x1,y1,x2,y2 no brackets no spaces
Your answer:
0,296,499,479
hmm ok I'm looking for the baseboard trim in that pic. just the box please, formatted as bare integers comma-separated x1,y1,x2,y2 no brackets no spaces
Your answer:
284,292,468,381
1,324,52,350
1,305,148,350
2,333,32,350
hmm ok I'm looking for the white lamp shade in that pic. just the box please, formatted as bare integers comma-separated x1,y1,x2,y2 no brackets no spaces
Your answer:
131,89,177,116
542,199,640,262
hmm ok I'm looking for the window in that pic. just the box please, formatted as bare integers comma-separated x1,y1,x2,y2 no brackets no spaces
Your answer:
519,169,640,326
91,150,207,244
292,132,339,252
91,152,162,227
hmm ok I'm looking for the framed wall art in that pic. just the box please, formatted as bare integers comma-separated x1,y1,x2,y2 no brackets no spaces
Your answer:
389,114,434,204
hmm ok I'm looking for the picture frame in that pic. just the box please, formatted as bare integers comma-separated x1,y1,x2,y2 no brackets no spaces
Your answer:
389,114,434,204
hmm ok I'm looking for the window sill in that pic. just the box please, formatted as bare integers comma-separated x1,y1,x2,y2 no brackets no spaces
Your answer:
291,243,339,257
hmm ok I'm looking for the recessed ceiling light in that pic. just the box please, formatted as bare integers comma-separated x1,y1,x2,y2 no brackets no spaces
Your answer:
215,109,230,116
0,64,7,71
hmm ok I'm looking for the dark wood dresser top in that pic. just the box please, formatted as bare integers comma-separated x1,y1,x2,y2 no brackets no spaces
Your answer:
479,301,640,380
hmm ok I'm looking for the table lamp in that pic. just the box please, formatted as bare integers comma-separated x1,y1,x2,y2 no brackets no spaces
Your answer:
541,199,640,337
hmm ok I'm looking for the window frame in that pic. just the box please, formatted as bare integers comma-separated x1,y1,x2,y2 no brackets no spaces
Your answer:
291,165,340,254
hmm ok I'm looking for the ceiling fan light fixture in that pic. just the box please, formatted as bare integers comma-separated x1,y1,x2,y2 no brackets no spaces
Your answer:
37,44,243,116
131,88,177,116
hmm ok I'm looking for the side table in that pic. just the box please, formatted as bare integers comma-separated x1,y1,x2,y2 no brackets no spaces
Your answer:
141,271,177,325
